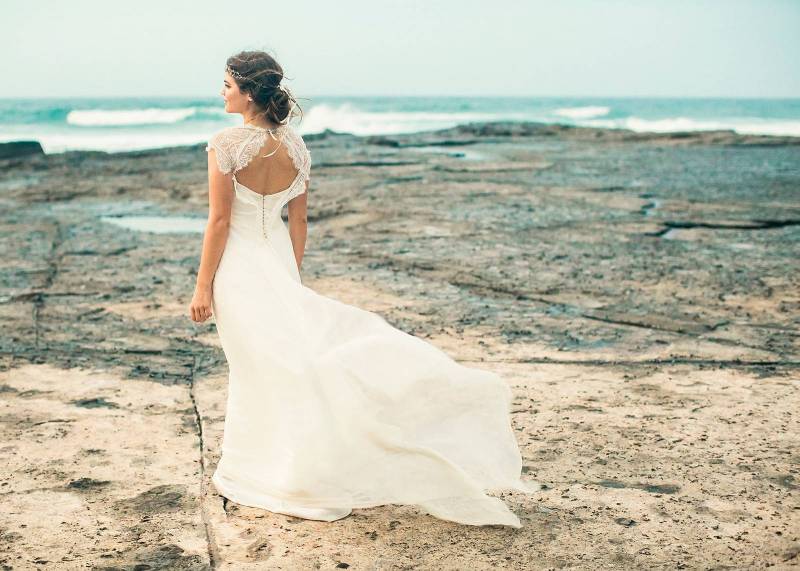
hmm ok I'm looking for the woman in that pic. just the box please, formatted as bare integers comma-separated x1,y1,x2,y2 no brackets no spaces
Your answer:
189,50,541,528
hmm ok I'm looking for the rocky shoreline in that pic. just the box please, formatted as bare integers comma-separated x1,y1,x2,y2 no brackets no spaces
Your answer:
1,121,798,568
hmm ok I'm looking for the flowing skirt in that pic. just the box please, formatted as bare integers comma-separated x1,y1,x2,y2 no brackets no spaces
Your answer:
210,224,541,528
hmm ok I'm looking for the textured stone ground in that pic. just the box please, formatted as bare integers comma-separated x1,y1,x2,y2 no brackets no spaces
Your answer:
1,122,798,569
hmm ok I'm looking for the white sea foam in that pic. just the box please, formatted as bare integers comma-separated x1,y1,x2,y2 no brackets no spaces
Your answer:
581,116,800,137
296,103,519,136
553,105,610,119
4,101,798,153
0,130,214,153
66,107,199,126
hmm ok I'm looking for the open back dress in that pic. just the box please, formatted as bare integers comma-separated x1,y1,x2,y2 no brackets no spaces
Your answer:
204,123,541,528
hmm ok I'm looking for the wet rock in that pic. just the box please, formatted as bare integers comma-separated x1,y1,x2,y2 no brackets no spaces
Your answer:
113,484,196,514
66,477,111,491
0,140,44,159
598,479,627,489
71,397,119,408
95,543,207,571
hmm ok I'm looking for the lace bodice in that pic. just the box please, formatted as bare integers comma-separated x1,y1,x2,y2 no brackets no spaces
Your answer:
205,123,311,201
205,123,311,242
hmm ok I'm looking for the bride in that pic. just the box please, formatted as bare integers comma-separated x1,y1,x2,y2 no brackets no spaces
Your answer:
189,50,541,528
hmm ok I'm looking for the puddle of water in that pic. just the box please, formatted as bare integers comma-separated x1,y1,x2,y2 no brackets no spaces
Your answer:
49,199,154,216
100,215,206,233
662,227,682,240
0,176,41,191
451,149,485,161
643,198,661,216
406,146,486,161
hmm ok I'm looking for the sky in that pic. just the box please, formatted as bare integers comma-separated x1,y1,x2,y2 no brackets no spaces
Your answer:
1,0,798,99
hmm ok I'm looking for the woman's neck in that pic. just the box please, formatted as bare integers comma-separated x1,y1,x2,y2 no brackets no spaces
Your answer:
242,114,279,130
244,121,280,130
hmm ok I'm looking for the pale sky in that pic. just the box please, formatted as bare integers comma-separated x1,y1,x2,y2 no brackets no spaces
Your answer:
1,0,798,99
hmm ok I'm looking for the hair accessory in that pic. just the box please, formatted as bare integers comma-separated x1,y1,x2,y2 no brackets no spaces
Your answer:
226,65,286,92
226,65,246,81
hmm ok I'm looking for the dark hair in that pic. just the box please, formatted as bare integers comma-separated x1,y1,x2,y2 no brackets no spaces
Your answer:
225,50,303,125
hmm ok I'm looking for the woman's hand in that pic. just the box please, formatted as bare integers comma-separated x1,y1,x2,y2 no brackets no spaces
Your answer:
190,284,213,322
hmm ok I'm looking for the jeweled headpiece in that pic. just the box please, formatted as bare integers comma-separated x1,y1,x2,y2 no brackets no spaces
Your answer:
226,66,246,81
226,65,286,91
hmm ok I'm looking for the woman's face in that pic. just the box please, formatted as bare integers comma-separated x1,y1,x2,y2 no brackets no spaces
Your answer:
221,71,249,114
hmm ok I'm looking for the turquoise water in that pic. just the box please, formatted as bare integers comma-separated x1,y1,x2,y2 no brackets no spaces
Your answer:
1,95,798,153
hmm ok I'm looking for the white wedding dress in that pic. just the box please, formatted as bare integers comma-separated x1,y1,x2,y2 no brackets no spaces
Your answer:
204,123,541,528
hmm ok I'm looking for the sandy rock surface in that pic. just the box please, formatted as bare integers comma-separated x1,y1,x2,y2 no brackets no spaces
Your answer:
1,122,798,569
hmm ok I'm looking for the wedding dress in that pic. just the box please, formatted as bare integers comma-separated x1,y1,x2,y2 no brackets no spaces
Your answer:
204,123,541,528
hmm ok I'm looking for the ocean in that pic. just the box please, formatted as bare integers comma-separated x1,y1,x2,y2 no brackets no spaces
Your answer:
1,95,799,154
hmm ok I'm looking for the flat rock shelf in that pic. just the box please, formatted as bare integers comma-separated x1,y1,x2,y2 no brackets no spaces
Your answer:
1,121,798,569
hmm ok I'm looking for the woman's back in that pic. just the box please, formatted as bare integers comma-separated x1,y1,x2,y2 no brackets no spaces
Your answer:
206,123,311,243
206,123,310,196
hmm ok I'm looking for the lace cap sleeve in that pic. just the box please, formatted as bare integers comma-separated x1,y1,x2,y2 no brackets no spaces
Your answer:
300,138,311,183
279,128,311,204
205,130,236,175
287,128,311,183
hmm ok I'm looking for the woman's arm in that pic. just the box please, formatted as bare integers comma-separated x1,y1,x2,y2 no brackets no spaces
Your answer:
287,179,309,271
190,150,234,322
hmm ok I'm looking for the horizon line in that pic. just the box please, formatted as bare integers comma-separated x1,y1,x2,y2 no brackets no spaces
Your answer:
1,94,799,101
